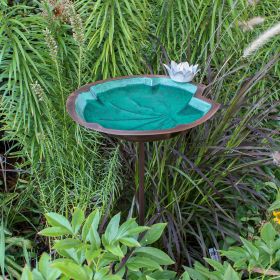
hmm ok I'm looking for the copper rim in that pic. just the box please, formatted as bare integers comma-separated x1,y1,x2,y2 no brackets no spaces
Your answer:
66,75,220,142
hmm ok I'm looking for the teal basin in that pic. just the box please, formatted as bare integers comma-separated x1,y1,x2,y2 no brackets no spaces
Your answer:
67,76,220,141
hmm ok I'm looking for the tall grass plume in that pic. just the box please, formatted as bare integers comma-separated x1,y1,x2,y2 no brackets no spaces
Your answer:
239,17,265,32
243,22,280,57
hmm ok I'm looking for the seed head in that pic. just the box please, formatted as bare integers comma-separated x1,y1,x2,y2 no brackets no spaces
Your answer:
65,5,85,44
43,28,58,62
247,0,260,5
243,22,280,57
272,151,280,167
31,81,45,102
239,17,265,32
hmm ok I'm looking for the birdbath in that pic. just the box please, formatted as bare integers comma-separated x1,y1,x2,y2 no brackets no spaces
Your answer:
67,75,220,225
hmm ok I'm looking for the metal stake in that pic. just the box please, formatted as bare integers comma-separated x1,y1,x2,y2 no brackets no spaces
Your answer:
138,142,145,225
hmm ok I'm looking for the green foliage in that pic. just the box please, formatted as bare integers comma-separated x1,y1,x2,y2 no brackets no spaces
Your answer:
0,0,279,271
20,208,179,280
183,222,280,279
80,0,151,78
0,1,122,216
0,224,31,279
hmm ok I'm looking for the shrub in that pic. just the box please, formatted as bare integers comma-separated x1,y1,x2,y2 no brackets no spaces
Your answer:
20,208,180,280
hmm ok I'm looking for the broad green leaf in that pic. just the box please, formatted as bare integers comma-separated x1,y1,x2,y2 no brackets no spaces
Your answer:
105,243,124,258
126,226,150,236
94,267,109,280
221,247,248,262
38,253,49,277
180,271,191,280
54,248,85,264
21,266,33,280
258,240,274,255
248,258,257,271
240,237,259,260
141,223,166,246
126,256,162,271
116,219,149,240
119,237,140,247
38,253,61,280
52,261,88,280
224,265,240,280
71,208,85,235
149,270,177,279
184,267,207,280
45,213,73,234
233,259,247,270
275,249,280,261
53,239,82,250
85,248,102,262
89,227,101,250
117,219,138,238
261,223,276,244
39,227,71,237
204,258,223,271
268,200,280,212
272,238,280,251
82,209,100,241
135,247,174,265
104,213,121,244
189,262,213,278
31,269,44,280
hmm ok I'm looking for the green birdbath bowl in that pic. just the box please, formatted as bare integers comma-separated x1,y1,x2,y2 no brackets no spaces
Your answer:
67,75,220,224
67,75,220,142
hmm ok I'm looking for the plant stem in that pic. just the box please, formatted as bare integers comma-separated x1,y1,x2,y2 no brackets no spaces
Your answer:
78,46,82,88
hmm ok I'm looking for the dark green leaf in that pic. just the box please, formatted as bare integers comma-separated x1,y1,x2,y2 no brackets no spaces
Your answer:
261,223,276,244
204,258,223,271
52,261,89,280
38,253,61,280
45,213,73,234
105,243,124,258
268,200,280,212
82,209,100,241
71,208,85,235
104,213,121,244
89,227,101,250
224,265,240,280
126,256,162,271
126,226,150,236
21,266,33,280
39,227,72,237
135,247,174,265
240,237,259,260
181,271,191,280
85,248,102,262
141,223,166,246
149,270,177,279
53,239,82,250
119,237,140,247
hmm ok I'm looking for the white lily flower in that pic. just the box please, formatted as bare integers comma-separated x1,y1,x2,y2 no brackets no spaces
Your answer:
163,61,199,83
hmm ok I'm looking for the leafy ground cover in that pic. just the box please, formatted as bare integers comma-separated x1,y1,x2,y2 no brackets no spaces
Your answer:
0,0,279,279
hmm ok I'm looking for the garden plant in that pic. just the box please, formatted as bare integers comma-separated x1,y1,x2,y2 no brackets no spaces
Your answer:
0,0,279,279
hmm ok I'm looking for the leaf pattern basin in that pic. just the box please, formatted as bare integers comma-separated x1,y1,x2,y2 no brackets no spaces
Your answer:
74,77,213,131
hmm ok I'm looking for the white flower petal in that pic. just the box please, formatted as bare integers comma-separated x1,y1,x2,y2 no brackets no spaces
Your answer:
182,62,190,69
183,73,194,82
171,72,187,83
165,61,199,83
163,64,172,76
192,64,199,74
171,61,178,72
